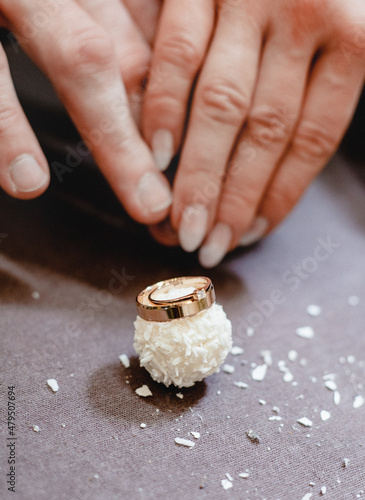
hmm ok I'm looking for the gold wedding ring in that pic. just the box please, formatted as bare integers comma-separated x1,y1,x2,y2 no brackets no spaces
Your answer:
136,276,216,322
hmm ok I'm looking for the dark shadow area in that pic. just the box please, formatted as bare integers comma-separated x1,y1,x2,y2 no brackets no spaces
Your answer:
0,268,34,303
87,358,207,424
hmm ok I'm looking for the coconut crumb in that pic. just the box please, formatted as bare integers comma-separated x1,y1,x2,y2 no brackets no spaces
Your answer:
324,380,337,391
135,385,153,397
247,327,254,337
61,424,66,428
191,431,200,439
140,423,147,428
225,473,233,481
47,379,59,393
251,364,267,382
238,472,249,479
175,437,195,448
342,458,350,468
297,417,313,427
234,381,248,389
259,399,266,405
221,479,233,490
246,429,260,443
288,350,298,362
283,370,294,383
306,304,321,317
31,291,40,300
223,364,235,374
334,392,341,405
231,346,244,355
32,425,40,432
261,350,273,366
353,395,365,409
301,493,313,500
119,354,130,368
320,486,327,495
296,326,314,339
269,416,282,421
320,410,331,421
176,392,184,399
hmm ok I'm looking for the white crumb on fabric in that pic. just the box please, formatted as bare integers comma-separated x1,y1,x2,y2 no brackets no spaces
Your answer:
118,354,130,368
320,486,327,495
246,429,261,443
221,479,233,490
31,291,40,300
231,346,244,355
334,391,341,405
324,380,337,391
191,432,200,439
272,406,280,413
306,434,311,438
223,364,235,374
353,395,365,409
310,376,317,383
288,350,298,362
283,371,294,383
296,326,314,339
176,393,184,399
32,425,40,432
348,295,360,306
347,355,356,364
217,391,221,395
70,374,74,377
140,423,147,428
306,304,322,317
135,385,153,397
234,381,248,389
323,373,336,380
301,493,313,500
247,327,254,337
342,458,350,468
309,482,316,487
175,437,195,448
261,350,273,366
61,424,66,428
225,473,233,481
47,379,59,393
300,358,308,367
320,410,331,421
259,399,266,405
251,364,267,382
238,472,249,479
269,416,282,421
297,417,313,427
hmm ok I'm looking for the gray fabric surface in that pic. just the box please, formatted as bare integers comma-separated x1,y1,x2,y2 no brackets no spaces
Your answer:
0,154,364,500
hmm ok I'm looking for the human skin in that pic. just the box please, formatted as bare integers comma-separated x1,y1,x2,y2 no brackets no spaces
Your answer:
0,0,171,225
143,0,365,267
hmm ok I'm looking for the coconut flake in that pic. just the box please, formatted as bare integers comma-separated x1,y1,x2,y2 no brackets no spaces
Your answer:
288,350,298,362
231,346,244,355
301,493,313,500
119,354,130,368
140,423,147,428
135,385,152,397
238,472,249,479
246,429,261,443
297,417,313,427
269,416,282,421
247,327,254,337
259,399,266,405
342,458,350,468
320,486,327,495
261,350,273,366
296,326,314,339
324,380,337,391
47,379,59,393
234,381,248,389
334,391,341,405
175,437,195,448
320,410,331,421
251,364,267,382
221,479,233,490
33,425,40,432
353,395,365,409
191,431,200,439
306,304,322,317
283,370,294,383
225,473,233,481
223,364,235,374
176,392,184,399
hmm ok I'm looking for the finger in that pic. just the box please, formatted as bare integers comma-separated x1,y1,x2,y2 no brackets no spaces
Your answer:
148,218,179,247
198,32,314,267
143,0,214,172
0,43,49,199
123,0,162,46
259,44,365,230
77,0,151,124
171,6,263,252
3,0,172,224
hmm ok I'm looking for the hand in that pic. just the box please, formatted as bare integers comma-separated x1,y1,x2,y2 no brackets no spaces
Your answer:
0,0,171,225
143,0,365,266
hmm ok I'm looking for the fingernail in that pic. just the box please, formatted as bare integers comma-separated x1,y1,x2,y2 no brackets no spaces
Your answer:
10,154,48,193
199,223,232,268
137,171,172,214
151,129,174,171
239,216,268,246
179,204,209,253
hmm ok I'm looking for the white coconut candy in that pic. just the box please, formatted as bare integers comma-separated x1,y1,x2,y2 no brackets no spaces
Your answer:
134,277,232,388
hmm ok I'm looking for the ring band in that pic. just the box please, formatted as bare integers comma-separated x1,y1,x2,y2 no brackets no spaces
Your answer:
136,276,216,322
